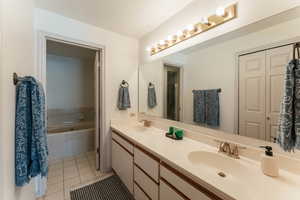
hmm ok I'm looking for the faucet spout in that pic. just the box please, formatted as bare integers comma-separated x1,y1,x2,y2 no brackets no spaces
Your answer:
217,141,245,159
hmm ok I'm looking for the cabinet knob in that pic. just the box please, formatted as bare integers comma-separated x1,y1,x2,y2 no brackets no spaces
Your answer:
266,116,270,120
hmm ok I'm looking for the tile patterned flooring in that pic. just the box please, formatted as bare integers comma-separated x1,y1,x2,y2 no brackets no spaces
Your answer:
38,151,110,200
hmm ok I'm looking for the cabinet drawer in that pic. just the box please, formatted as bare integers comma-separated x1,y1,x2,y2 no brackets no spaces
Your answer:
160,164,219,200
112,131,133,154
134,165,159,200
134,183,151,200
112,140,133,193
160,179,187,200
134,147,159,182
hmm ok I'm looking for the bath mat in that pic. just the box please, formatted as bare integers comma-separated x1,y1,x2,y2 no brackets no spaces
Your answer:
70,175,134,200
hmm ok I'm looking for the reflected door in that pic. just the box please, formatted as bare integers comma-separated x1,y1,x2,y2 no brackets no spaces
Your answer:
266,45,293,142
239,51,266,140
164,65,181,121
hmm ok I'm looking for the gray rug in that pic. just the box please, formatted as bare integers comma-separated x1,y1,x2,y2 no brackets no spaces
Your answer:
70,175,134,200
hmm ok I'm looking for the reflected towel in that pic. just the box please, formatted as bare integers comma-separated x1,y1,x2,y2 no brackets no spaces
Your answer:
205,89,220,127
15,77,48,187
117,85,131,110
193,90,206,124
277,60,300,151
148,86,157,108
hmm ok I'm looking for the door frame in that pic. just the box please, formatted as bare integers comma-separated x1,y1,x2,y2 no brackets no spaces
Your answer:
36,31,106,171
235,36,300,136
163,63,183,121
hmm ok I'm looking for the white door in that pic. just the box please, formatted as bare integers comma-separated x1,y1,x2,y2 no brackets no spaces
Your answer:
239,51,266,140
266,45,293,142
94,51,100,170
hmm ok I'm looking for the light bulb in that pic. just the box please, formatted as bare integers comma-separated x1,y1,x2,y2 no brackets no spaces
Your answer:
176,30,183,37
159,40,165,45
167,35,173,41
201,17,209,25
186,24,195,31
146,47,152,52
216,7,225,17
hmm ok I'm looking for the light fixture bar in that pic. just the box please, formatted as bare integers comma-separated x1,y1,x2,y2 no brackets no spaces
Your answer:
148,3,237,56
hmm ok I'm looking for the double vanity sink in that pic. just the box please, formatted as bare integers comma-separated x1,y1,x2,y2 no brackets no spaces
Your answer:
111,120,300,200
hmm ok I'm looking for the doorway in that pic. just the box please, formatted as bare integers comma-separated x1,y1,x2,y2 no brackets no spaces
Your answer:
37,34,106,198
164,64,181,121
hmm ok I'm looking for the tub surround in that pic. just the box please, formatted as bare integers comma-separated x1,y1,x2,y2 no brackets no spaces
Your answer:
48,128,95,161
111,119,300,200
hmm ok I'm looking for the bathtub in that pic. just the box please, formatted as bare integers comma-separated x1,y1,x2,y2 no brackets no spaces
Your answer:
47,108,95,160
47,126,95,161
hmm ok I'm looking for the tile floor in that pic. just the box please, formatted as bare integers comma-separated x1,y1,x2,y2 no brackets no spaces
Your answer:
38,151,110,200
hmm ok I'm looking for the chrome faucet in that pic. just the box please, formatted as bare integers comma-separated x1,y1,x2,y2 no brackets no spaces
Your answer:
139,119,152,127
217,141,245,159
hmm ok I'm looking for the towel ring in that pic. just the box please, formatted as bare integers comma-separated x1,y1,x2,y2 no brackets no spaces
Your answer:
121,80,129,87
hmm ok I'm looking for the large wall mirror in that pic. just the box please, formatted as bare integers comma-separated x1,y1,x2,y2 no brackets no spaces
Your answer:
139,7,300,143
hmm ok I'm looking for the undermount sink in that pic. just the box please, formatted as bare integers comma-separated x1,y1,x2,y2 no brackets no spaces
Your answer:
188,151,246,176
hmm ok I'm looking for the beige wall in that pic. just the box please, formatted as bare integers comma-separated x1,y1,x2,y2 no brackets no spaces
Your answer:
0,0,36,200
140,0,300,63
46,54,94,110
139,53,187,117
139,60,164,116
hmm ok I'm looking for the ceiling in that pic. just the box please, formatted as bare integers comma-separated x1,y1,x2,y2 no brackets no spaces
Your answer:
35,0,195,38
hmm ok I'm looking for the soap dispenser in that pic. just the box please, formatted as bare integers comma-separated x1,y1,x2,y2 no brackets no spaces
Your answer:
260,146,279,177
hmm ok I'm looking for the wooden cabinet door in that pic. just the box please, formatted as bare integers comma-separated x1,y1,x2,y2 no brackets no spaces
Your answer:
266,45,293,142
112,140,133,193
160,180,186,200
239,51,266,140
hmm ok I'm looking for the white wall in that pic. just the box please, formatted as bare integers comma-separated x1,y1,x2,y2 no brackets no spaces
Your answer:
0,0,36,200
46,54,94,110
35,8,139,172
139,53,187,117
140,0,300,63
139,60,164,116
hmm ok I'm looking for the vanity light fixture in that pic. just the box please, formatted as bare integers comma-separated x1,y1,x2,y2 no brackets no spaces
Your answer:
148,3,237,56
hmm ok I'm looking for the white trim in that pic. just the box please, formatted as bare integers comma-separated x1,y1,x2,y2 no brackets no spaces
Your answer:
234,36,300,135
36,31,107,172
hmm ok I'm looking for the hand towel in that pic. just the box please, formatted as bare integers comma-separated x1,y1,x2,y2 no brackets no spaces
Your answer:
205,89,220,127
193,90,206,124
148,85,157,108
117,84,131,110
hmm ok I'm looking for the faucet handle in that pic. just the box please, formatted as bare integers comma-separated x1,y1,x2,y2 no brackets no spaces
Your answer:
230,144,240,159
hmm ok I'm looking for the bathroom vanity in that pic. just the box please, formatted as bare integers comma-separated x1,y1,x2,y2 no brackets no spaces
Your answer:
111,120,300,200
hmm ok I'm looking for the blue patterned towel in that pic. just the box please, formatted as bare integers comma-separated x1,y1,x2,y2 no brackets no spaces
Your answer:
193,89,220,127
277,60,300,151
205,89,220,127
193,90,206,124
15,77,48,187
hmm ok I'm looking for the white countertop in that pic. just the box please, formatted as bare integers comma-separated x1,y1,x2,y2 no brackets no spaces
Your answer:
111,120,300,200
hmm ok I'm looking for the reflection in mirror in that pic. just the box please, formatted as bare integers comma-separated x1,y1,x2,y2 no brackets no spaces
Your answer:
139,7,300,146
